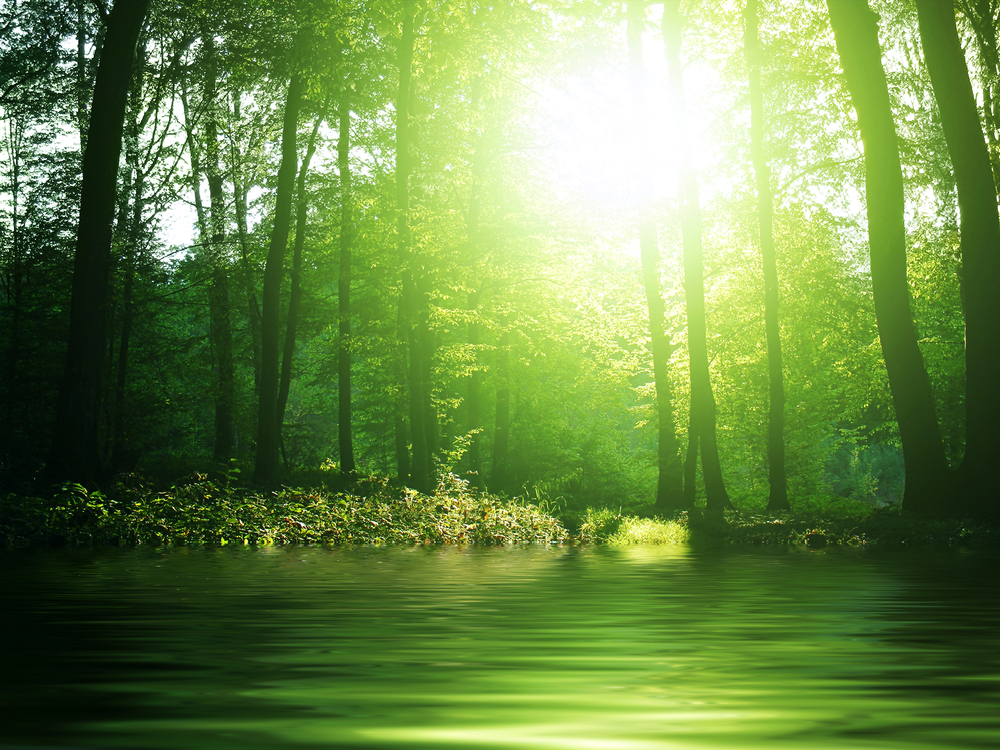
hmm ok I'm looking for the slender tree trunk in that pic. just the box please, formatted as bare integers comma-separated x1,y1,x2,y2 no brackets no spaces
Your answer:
827,0,951,514
491,323,510,493
396,9,431,493
200,28,235,463
76,0,88,154
467,290,483,488
394,295,410,484
48,0,150,485
745,0,789,511
231,92,262,396
254,72,303,486
112,109,143,467
663,0,731,515
627,0,685,511
276,110,324,451
916,0,1000,517
337,83,356,475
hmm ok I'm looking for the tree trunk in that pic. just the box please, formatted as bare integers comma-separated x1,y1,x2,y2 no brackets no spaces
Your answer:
231,91,263,397
201,28,235,464
745,0,790,511
467,290,483,489
627,0,685,511
916,0,1000,517
337,83,356,475
663,0,731,515
254,72,303,486
276,109,324,455
48,0,150,485
491,323,511,493
396,9,432,493
827,0,951,513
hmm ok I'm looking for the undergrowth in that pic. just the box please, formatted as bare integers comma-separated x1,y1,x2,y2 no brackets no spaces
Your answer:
0,471,567,548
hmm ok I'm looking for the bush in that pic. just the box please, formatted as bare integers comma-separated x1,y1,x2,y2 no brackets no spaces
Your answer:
0,471,568,548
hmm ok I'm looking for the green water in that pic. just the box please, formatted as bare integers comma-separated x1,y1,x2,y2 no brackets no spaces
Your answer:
2,545,997,749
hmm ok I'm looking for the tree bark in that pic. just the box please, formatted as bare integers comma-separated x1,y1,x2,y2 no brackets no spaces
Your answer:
827,0,951,513
48,0,150,485
254,72,303,486
916,0,1000,517
627,0,685,511
396,8,432,493
467,289,483,489
201,28,235,464
491,322,511,493
231,91,263,397
276,109,324,456
663,0,731,515
337,83,356,475
745,0,790,511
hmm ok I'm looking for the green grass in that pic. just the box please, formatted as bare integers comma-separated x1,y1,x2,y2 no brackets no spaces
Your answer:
574,503,998,547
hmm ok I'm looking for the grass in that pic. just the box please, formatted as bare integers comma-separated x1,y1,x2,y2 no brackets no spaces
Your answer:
576,504,998,547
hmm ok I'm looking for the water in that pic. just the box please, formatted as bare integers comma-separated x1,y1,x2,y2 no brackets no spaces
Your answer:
2,544,997,749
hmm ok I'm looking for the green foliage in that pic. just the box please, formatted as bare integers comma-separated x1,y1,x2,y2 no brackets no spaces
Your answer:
0,471,567,548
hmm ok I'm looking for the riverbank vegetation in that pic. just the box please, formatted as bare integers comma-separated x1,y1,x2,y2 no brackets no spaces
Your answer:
3,468,996,549
2,1,998,523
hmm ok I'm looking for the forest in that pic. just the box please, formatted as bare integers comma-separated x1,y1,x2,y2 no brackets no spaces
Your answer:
2,0,999,535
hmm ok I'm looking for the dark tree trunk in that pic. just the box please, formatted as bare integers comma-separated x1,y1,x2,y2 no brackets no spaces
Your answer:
276,110,324,451
201,28,235,464
231,92,263,397
491,323,510,493
394,297,411,485
396,9,432,493
827,0,951,513
745,0,790,511
663,0,731,515
337,83,356,475
627,0,685,511
916,0,1000,517
48,0,150,485
254,72,303,486
467,290,483,489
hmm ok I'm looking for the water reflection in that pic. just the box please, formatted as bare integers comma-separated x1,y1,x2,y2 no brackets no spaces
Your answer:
2,545,997,749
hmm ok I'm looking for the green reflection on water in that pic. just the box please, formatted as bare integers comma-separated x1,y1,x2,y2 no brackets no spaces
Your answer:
2,545,997,749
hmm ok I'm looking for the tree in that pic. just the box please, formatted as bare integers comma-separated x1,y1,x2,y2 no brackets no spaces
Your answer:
48,0,151,485
337,80,356,475
826,0,951,514
254,71,303,486
662,0,731,515
627,0,684,510
744,0,789,511
915,0,1000,516
395,5,433,493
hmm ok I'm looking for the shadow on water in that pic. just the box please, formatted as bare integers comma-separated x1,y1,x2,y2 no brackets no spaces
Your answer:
1,544,997,749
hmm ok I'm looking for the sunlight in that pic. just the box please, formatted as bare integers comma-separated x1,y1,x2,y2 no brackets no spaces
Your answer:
544,67,679,212
541,18,736,220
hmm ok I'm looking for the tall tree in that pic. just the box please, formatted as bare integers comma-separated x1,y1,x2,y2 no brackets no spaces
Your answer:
744,0,789,511
276,107,325,456
48,0,151,485
337,81,356,475
627,0,684,511
915,0,1000,516
826,0,951,513
396,6,432,493
662,0,731,515
254,71,303,486
200,26,236,464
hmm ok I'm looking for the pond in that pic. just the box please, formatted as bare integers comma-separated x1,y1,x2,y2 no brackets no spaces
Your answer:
2,544,997,749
